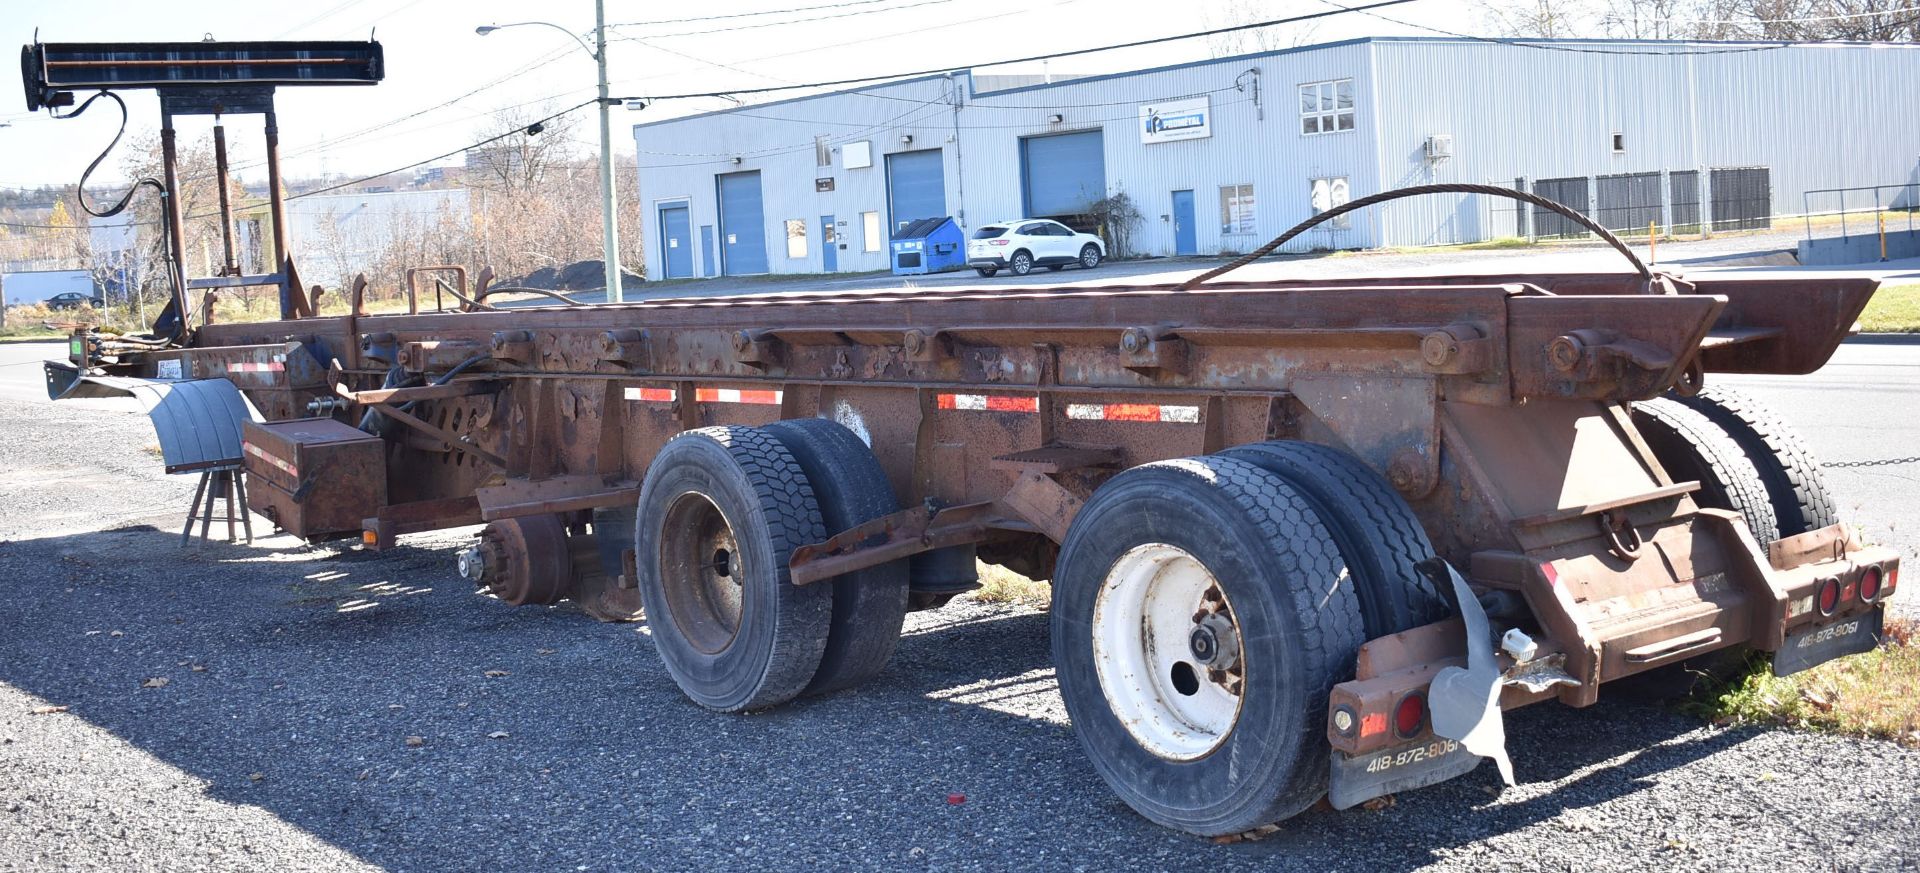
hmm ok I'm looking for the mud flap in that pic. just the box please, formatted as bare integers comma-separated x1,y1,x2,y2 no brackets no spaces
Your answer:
1329,738,1480,810
1774,608,1883,676
1419,558,1517,786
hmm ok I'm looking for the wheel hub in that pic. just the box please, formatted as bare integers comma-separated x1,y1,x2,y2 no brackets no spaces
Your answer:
1090,543,1248,761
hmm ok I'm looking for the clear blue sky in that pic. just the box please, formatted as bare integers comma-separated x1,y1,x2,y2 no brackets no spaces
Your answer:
1,0,1480,190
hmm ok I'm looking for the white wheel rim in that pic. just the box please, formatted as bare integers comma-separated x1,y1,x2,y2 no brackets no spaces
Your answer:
1091,543,1246,761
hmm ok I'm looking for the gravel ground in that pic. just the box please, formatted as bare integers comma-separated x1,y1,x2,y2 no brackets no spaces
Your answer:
3,359,1919,872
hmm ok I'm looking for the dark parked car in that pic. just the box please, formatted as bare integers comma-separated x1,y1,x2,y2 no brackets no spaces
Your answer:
46,291,104,310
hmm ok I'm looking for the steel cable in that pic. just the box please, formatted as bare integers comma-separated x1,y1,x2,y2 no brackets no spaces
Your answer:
1176,183,1653,291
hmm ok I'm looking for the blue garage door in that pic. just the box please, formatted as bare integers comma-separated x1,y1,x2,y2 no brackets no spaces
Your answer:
658,203,693,279
1021,130,1105,225
886,149,946,233
716,171,769,275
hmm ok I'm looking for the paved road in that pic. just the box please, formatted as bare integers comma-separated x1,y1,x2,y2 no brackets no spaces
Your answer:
2,310,1918,870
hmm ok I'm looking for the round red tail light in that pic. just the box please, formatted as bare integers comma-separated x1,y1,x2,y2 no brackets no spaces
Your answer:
1859,566,1883,603
1816,577,1841,615
1393,692,1428,739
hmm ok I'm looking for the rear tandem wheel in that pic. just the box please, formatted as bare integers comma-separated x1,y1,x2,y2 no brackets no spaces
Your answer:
1051,455,1366,836
633,426,833,712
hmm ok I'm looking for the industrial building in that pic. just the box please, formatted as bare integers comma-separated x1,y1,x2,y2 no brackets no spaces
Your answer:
631,36,1920,278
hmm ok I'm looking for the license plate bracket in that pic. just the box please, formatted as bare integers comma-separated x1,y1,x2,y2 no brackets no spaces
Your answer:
1328,737,1481,810
1774,607,1883,676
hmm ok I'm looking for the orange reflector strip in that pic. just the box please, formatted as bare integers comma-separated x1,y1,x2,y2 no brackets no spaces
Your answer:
936,393,1039,413
694,388,783,405
1064,402,1200,423
1360,711,1388,737
621,387,783,405
242,441,298,478
623,387,676,402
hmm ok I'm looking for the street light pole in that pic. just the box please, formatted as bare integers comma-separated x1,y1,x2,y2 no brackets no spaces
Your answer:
476,13,623,303
595,0,622,303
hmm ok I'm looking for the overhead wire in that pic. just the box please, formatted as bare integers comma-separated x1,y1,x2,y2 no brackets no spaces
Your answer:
607,0,956,40
1310,0,1801,55
606,0,914,28
611,0,1423,102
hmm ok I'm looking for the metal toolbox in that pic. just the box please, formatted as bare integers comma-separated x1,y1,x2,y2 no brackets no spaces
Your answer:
242,418,386,540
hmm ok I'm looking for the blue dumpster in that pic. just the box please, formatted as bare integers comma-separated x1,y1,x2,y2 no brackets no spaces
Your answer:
889,216,965,276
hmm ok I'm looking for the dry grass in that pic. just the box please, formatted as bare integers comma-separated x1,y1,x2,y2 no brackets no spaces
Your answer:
1703,617,1919,747
965,561,1051,610
1858,282,1920,333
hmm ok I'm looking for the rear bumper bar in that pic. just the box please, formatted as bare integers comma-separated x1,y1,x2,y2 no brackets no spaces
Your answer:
1325,518,1897,808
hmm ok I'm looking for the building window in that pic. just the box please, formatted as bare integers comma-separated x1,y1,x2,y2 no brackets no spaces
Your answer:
785,219,808,258
1299,79,1355,136
862,211,882,252
1310,177,1351,229
1220,184,1256,235
815,136,832,167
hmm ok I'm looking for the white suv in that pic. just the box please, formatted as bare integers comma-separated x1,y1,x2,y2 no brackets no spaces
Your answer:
966,219,1105,277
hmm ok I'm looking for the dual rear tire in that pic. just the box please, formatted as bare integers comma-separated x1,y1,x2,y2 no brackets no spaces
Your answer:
1052,444,1441,836
633,421,908,712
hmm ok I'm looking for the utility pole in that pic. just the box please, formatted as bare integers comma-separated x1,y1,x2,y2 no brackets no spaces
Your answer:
596,0,623,303
478,12,623,303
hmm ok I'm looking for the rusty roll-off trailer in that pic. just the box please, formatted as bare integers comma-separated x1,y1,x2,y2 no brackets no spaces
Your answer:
27,40,1900,837
55,243,1898,833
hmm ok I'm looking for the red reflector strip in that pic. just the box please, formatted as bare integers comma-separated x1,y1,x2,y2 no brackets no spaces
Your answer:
623,387,677,402
1359,711,1388,738
1064,403,1200,423
227,361,285,373
936,393,1039,413
694,388,783,405
242,441,297,478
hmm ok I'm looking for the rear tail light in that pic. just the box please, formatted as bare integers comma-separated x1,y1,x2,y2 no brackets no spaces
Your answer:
1858,566,1883,603
1393,692,1428,739
1816,576,1841,616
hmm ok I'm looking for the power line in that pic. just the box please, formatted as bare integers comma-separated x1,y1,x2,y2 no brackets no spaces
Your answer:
607,0,956,40
1311,0,1798,55
602,0,1084,95
278,100,597,203
627,27,1251,112
614,0,1423,102
607,0,912,28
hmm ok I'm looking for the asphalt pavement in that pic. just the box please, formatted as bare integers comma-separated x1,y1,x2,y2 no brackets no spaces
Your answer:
2,287,1919,869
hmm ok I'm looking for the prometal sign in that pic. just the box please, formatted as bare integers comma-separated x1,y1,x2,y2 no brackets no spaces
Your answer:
1139,96,1210,144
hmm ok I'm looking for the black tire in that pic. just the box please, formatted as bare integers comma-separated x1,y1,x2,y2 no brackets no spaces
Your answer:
1008,250,1034,276
1631,398,1778,543
1673,386,1840,538
762,418,910,695
1052,456,1365,836
634,426,832,712
975,267,997,278
1079,244,1102,269
1220,441,1447,637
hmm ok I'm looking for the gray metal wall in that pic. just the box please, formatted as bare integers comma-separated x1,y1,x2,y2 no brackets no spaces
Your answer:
956,40,1380,258
1368,39,1920,246
633,38,1920,277
632,75,966,279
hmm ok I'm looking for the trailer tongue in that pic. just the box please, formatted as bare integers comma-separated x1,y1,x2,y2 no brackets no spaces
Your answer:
39,152,1895,834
